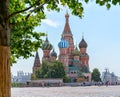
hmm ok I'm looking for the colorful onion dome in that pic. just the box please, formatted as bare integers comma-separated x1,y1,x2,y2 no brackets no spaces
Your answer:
42,37,53,50
79,37,87,48
50,49,57,57
72,46,80,56
58,37,69,48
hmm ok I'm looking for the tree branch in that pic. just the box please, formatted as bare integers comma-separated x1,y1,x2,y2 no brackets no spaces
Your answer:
25,0,50,20
8,0,41,19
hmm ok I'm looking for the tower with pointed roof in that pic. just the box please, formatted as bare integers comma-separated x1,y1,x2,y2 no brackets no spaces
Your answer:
62,12,74,53
33,51,41,74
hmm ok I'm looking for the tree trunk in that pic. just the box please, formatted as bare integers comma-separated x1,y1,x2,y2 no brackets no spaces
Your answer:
0,46,11,97
0,0,11,97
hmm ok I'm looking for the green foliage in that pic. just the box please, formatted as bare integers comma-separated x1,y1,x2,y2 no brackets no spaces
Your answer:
9,0,47,63
35,61,66,79
84,0,89,3
96,0,120,9
92,68,101,82
49,61,66,78
35,69,42,78
63,76,71,83
11,82,22,87
31,74,37,80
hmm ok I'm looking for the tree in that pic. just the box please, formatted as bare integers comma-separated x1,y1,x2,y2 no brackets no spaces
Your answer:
31,74,37,80
0,0,118,96
35,61,66,79
92,68,101,82
50,61,66,78
63,76,71,83
11,82,22,87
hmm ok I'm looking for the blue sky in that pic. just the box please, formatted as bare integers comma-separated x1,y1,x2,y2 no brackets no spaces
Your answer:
11,2,120,77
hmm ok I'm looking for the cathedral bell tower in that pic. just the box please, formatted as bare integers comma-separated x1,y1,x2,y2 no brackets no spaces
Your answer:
62,12,74,53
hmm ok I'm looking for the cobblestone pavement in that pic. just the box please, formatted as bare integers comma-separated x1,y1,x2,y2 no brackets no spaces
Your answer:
11,86,120,97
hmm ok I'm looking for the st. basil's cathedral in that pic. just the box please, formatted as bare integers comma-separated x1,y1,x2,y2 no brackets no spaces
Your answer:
33,12,91,82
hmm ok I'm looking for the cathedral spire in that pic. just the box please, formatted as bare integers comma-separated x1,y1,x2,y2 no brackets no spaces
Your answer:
62,12,74,53
65,11,69,22
34,51,41,67
63,12,71,34
82,32,84,39
33,51,41,74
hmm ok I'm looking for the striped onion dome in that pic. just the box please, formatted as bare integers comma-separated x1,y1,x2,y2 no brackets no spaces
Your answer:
50,49,57,57
42,37,52,50
58,37,69,48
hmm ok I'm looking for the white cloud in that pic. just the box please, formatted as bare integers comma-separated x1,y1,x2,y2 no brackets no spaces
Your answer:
42,19,59,28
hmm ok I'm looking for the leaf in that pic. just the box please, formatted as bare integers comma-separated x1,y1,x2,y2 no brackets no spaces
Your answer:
84,0,89,3
106,3,111,9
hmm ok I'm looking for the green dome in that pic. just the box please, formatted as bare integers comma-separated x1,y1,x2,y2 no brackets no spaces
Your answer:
42,37,53,50
72,46,80,56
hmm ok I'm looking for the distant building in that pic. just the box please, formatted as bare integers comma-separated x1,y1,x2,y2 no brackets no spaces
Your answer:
12,71,31,83
101,68,119,85
32,12,91,82
118,77,120,83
